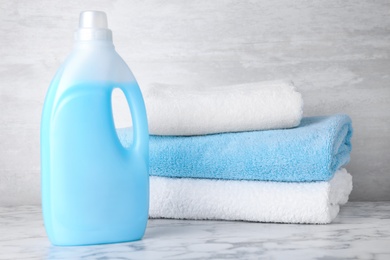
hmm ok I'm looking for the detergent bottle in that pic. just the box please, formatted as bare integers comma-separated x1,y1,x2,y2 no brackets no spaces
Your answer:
40,11,149,246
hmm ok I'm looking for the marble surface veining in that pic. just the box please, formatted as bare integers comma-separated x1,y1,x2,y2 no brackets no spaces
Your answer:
0,202,389,259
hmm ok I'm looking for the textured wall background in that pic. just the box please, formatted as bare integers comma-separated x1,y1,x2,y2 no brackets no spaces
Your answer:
1,0,389,205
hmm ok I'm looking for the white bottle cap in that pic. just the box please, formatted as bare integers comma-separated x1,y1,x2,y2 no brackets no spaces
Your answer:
79,11,108,29
75,11,112,41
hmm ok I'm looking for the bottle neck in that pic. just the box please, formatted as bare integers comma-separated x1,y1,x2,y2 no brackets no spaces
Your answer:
73,38,115,49
74,28,112,42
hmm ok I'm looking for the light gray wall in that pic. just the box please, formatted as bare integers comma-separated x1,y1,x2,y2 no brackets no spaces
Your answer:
1,0,389,205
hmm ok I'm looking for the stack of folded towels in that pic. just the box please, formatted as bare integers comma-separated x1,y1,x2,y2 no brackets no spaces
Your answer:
118,80,353,224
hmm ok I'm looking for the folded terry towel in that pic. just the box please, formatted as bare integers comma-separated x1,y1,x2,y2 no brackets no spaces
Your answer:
149,168,352,224
117,115,353,182
143,80,303,135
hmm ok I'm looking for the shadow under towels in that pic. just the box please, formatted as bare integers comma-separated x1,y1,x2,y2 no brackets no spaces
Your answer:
130,115,352,182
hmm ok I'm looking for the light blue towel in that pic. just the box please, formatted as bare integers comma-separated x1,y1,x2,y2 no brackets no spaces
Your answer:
117,115,352,182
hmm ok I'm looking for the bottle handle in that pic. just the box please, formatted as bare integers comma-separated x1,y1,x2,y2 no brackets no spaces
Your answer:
119,82,149,157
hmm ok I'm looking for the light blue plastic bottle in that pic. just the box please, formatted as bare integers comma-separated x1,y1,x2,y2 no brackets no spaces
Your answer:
40,11,149,246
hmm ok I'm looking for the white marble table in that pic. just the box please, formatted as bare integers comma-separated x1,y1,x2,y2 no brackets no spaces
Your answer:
1,202,389,259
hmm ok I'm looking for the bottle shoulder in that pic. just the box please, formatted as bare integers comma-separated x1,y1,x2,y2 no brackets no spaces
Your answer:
43,46,138,117
57,47,136,85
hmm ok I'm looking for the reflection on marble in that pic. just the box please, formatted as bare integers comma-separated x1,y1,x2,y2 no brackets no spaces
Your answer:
0,202,389,259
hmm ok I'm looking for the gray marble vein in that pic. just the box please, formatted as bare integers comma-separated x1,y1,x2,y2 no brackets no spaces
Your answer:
0,202,389,259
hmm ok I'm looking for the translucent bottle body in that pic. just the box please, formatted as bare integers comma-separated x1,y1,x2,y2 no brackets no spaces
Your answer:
41,38,149,246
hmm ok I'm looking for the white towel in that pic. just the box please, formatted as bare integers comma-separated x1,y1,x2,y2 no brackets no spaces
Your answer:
143,80,303,136
149,168,352,224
